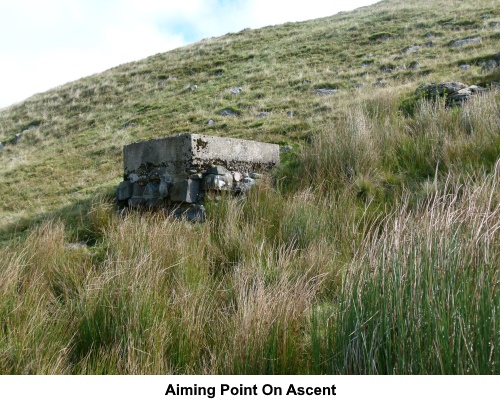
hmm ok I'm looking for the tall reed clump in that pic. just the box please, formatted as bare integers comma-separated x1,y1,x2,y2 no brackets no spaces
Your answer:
0,221,93,373
298,90,499,198
311,163,499,374
0,88,498,374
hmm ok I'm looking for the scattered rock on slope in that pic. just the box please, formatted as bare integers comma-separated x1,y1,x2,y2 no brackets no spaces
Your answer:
449,37,481,47
416,82,488,106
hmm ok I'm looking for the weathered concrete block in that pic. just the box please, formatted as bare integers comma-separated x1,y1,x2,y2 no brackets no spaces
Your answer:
123,134,279,178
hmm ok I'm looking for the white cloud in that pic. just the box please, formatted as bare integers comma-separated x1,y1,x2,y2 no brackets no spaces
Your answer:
0,0,378,108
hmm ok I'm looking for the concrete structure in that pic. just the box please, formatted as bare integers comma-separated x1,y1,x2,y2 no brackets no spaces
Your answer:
117,134,280,221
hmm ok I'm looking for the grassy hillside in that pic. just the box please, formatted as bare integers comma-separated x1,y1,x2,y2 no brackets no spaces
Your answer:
0,0,499,374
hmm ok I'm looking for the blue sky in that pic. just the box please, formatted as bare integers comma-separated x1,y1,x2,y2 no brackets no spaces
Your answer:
0,0,379,108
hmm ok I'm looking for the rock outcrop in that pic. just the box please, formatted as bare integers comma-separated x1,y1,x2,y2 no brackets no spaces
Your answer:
416,81,489,107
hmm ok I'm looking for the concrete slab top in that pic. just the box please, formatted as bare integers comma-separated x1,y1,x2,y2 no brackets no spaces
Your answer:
124,134,279,176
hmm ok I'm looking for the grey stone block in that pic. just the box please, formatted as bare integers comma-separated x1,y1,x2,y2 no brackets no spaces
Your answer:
170,179,200,203
185,204,206,222
208,165,229,175
159,178,171,197
203,174,233,191
143,183,163,207
132,183,145,198
117,180,133,201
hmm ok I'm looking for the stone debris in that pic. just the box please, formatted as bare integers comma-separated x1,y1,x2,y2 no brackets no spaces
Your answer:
280,145,293,153
188,84,198,91
315,88,337,95
0,142,4,150
12,134,21,144
490,22,499,28
22,125,37,134
230,87,243,94
449,37,481,47
402,45,419,54
219,109,239,117
424,41,434,47
207,119,216,126
287,111,294,117
416,81,488,107
118,134,280,222
460,64,471,70
482,59,498,73
373,79,386,87
409,61,421,69
257,112,270,118
64,242,87,251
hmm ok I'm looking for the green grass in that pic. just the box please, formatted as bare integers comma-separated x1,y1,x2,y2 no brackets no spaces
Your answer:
0,0,499,374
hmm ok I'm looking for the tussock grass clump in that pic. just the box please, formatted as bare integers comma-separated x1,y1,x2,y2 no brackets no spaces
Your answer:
312,166,499,374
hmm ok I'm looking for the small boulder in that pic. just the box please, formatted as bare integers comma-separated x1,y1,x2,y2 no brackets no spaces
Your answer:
249,173,262,179
230,87,243,94
482,59,498,73
219,109,239,117
233,172,242,182
203,174,231,191
143,182,162,207
117,180,133,201
159,177,172,197
208,165,229,175
170,179,200,203
315,88,337,95
12,134,21,144
240,177,256,192
184,204,206,222
416,82,468,98
402,45,419,54
207,119,216,126
449,37,481,47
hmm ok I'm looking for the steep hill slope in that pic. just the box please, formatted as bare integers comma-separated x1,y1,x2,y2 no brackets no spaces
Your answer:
0,0,499,235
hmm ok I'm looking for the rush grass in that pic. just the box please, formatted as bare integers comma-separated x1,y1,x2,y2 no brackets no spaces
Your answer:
1,89,498,374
